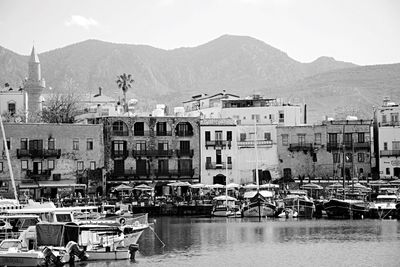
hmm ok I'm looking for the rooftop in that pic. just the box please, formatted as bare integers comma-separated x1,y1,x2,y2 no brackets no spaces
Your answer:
200,118,236,126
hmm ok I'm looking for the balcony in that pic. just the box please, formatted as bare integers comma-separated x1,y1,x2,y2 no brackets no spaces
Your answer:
17,149,61,159
380,150,400,157
176,130,194,137
132,149,174,157
109,169,149,180
112,130,129,136
133,130,150,136
111,150,129,159
26,169,51,180
154,169,195,178
327,142,339,151
379,121,400,127
205,162,232,170
176,149,194,157
156,131,172,136
288,143,313,152
237,140,273,148
353,142,370,150
205,140,231,148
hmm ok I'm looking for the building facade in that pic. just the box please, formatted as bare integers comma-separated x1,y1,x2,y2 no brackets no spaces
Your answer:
374,98,400,178
200,118,237,185
101,116,200,194
0,123,104,199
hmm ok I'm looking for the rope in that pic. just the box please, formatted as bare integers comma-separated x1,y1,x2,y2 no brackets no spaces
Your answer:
149,225,165,247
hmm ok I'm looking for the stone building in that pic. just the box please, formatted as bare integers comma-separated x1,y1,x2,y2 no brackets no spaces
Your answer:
200,118,237,185
101,116,200,194
0,123,104,199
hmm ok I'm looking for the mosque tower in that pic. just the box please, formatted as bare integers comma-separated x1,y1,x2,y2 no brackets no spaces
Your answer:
24,46,45,119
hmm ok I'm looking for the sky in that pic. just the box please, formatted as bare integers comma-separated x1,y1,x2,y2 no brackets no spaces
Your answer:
0,0,399,65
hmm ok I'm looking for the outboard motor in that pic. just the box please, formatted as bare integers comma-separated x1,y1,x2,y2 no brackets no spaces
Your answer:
42,247,63,266
66,241,89,261
129,243,139,261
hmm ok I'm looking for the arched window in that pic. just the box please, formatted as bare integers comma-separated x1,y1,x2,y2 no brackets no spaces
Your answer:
112,121,128,136
8,101,16,115
175,122,193,136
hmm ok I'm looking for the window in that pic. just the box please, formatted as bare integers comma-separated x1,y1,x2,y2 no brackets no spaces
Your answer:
358,153,365,162
344,133,352,145
251,114,260,122
333,153,340,163
384,142,388,150
227,156,232,164
345,153,352,163
278,111,284,123
180,141,190,152
0,162,3,172
134,122,145,136
77,161,84,171
298,134,306,144
73,139,79,150
20,138,28,150
87,138,93,150
314,133,321,145
8,102,16,115
3,138,10,150
90,161,96,170
227,131,232,141
158,141,168,151
215,131,222,140
205,131,210,142
216,150,222,164
240,133,246,141
328,133,338,144
282,134,288,146
21,160,28,170
386,168,390,175
156,122,167,135
391,113,399,123
206,157,211,168
264,132,271,141
48,138,55,150
382,115,387,123
112,121,126,135
48,160,55,170
136,141,146,151
178,159,192,172
358,133,365,143
158,159,169,173
393,141,400,150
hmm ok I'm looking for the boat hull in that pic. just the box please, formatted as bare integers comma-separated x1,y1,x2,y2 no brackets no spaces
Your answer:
283,198,314,218
369,205,397,219
0,252,45,267
85,249,130,261
324,199,368,219
242,203,275,217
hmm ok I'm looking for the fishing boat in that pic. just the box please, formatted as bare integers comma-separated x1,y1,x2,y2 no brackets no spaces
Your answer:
242,190,276,218
212,195,242,217
283,190,315,218
369,195,398,219
323,191,369,219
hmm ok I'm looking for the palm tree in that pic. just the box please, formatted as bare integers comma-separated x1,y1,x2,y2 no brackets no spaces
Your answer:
116,73,134,112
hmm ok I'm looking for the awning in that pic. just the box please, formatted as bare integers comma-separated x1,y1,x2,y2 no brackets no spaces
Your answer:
38,181,86,188
19,184,39,189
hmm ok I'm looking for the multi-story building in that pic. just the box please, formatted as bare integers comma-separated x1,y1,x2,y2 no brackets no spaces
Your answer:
277,124,332,179
374,98,400,178
324,119,373,179
0,123,104,199
200,118,237,185
101,116,200,194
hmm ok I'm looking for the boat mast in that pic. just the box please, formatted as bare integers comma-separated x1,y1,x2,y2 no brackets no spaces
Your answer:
225,140,228,213
254,119,259,191
342,124,346,190
0,114,18,201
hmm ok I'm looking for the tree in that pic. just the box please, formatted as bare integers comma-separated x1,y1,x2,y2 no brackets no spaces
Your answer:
41,93,80,123
116,73,134,112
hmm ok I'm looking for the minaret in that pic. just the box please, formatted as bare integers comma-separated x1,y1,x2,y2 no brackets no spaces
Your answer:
24,46,45,119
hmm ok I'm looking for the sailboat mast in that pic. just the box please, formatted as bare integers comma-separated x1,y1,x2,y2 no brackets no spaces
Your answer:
254,119,259,191
0,115,18,201
225,141,228,212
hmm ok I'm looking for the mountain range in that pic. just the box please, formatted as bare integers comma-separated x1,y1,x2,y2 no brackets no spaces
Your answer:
1,34,399,123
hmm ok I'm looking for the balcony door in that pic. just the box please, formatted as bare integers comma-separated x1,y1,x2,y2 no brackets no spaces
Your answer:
33,161,42,174
114,160,125,176
29,139,43,151
136,159,147,175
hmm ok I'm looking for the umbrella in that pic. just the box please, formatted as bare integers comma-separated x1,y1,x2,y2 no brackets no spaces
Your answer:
260,184,279,189
114,184,134,191
225,183,240,189
389,179,400,185
167,181,191,187
301,183,323,190
190,183,206,189
213,195,237,201
369,180,389,186
134,184,153,191
326,182,343,190
243,184,258,189
206,184,224,189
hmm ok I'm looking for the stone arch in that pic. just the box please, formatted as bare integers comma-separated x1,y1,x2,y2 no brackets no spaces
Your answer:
112,120,129,136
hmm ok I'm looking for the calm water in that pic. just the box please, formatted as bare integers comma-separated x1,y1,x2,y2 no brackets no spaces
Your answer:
78,217,400,267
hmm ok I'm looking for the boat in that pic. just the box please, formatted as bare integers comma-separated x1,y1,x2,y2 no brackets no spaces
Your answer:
0,239,45,267
277,208,298,218
283,190,315,218
212,195,242,217
242,190,276,218
323,191,369,219
369,195,398,219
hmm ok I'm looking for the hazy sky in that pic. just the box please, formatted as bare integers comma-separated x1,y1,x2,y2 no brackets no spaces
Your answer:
0,0,399,65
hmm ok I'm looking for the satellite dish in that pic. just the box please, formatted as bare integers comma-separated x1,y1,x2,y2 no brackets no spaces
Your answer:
15,116,22,123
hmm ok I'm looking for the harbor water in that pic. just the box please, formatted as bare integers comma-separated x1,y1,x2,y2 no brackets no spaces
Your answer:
80,217,400,267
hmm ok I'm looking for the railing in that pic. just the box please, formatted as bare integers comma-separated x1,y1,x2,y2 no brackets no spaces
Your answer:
353,142,370,150
379,121,400,127
380,150,400,157
133,130,150,136
155,169,195,177
111,150,129,159
17,149,61,158
156,130,172,136
26,169,51,180
112,130,129,136
109,169,149,179
288,143,313,151
176,130,194,137
132,149,174,157
237,140,273,148
205,162,232,170
176,149,194,157
327,142,339,151
205,140,231,148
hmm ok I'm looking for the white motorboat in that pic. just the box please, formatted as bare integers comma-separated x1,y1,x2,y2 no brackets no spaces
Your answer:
369,195,398,219
0,239,45,267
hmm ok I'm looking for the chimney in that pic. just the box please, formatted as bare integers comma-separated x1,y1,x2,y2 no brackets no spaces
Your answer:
303,104,307,124
98,87,102,96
